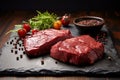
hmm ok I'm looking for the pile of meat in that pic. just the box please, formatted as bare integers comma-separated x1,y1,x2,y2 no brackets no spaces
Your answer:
24,29,104,65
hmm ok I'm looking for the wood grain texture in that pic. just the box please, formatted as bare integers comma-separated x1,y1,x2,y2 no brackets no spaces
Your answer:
0,11,120,80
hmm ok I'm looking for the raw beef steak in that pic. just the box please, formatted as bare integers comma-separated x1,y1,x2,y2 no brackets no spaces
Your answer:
24,29,72,56
50,35,104,65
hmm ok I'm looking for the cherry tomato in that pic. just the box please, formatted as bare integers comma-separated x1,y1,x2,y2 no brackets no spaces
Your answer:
53,20,62,29
18,28,27,38
61,14,70,26
23,23,31,32
32,29,39,34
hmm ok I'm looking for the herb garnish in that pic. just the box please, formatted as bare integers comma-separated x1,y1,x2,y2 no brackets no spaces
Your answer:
29,11,57,30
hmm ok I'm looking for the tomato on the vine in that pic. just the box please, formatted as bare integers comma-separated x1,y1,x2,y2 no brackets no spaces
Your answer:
23,23,31,32
18,28,27,38
53,20,62,30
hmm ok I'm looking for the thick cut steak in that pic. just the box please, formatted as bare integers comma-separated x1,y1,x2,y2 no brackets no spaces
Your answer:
24,29,72,56
50,35,104,65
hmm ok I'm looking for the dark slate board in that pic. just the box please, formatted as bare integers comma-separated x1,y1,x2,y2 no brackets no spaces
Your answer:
0,24,120,76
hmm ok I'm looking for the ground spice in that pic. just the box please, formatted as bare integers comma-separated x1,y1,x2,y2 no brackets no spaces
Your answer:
78,19,101,26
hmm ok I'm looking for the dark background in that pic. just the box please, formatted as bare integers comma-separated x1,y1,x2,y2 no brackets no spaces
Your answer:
0,0,120,12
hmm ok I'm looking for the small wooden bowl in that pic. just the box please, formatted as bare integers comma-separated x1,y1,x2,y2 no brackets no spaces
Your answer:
73,16,105,36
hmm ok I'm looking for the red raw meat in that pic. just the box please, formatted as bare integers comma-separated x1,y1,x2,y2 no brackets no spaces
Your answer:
24,29,72,56
50,35,104,65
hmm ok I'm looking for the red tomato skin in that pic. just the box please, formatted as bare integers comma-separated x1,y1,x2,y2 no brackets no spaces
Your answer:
23,23,31,32
18,28,27,38
61,19,70,26
61,14,70,26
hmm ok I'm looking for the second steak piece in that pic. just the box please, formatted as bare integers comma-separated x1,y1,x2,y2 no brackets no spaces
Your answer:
24,29,72,56
50,35,104,65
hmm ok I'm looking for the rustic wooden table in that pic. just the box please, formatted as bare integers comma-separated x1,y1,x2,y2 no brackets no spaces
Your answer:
0,11,120,80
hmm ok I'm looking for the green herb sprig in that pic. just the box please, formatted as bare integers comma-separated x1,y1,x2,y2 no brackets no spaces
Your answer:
29,11,57,30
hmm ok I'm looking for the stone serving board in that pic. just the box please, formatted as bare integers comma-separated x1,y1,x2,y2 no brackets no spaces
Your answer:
0,24,120,76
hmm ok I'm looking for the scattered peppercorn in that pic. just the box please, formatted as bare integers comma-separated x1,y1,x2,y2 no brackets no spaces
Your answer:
55,61,58,64
19,44,22,47
11,50,13,53
10,41,12,44
15,51,18,54
20,54,23,58
23,51,26,54
7,42,9,44
16,57,19,61
41,60,44,65
14,37,17,40
14,45,17,49
21,48,24,51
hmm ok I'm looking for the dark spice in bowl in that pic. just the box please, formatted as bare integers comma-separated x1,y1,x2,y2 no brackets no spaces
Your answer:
73,16,105,37
78,19,101,26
